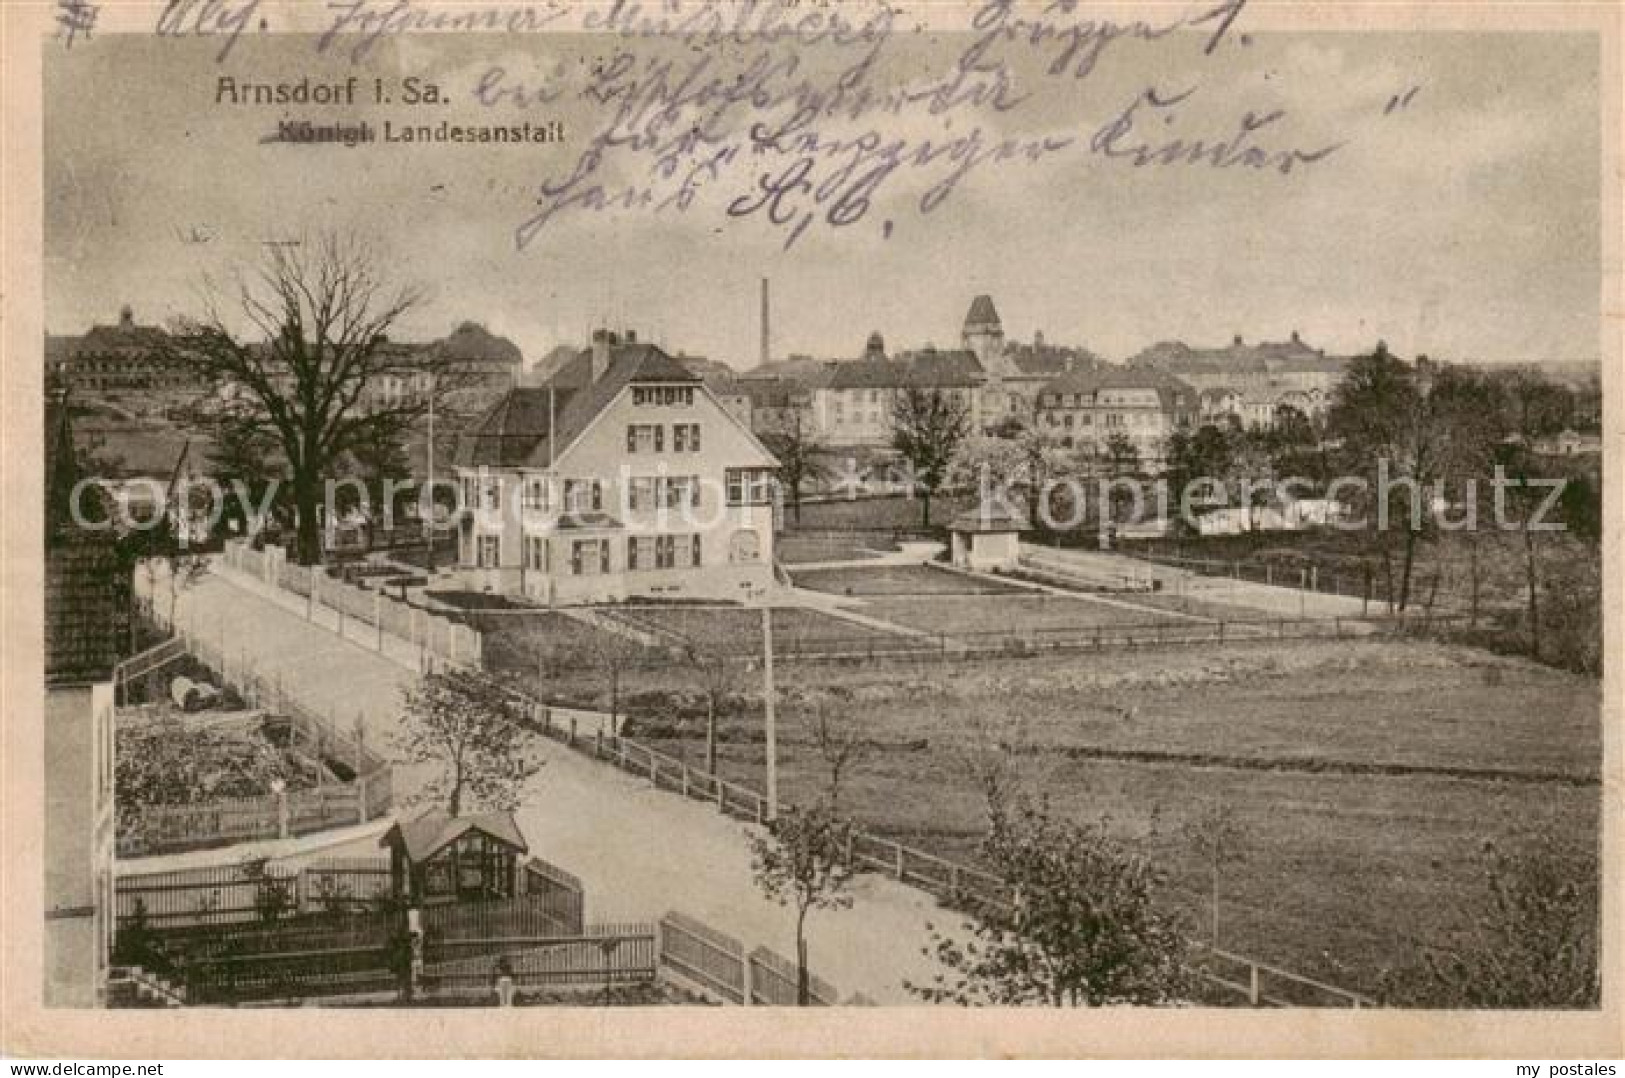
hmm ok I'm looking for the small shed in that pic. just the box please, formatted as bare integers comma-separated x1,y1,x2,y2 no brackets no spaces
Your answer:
948,504,1028,573
381,808,529,905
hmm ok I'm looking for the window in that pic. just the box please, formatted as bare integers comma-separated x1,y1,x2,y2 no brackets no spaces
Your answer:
526,535,548,571
690,534,703,567
632,386,694,407
627,424,662,453
477,535,500,568
726,468,773,506
570,539,611,576
522,477,550,512
482,479,501,512
629,536,648,571
564,480,603,513
629,476,656,512
1063,414,1074,429
673,423,701,452
661,476,699,510
656,535,676,570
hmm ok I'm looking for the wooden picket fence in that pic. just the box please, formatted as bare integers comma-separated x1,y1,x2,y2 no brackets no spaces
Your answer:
115,628,395,858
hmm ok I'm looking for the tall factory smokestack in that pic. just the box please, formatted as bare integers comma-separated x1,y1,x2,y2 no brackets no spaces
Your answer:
759,277,770,368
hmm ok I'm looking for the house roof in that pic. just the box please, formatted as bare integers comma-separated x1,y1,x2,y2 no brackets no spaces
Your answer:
1040,366,1198,410
1003,343,1104,378
964,295,1001,330
454,340,700,468
823,349,985,390
949,502,1029,533
382,808,529,863
431,322,522,366
1125,334,1344,377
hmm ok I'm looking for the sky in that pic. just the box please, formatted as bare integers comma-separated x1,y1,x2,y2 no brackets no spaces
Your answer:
43,11,1602,370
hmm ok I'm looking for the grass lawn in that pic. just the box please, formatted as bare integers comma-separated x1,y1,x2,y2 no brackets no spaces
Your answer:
776,531,895,564
792,563,1027,596
616,635,1599,994
611,604,916,656
857,593,1203,637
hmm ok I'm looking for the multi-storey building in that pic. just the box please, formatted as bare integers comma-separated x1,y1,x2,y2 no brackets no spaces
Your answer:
1125,332,1347,430
46,306,193,395
1035,367,1199,472
451,330,779,604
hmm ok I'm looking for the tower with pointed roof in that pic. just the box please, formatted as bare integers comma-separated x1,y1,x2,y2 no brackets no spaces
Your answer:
961,295,1004,371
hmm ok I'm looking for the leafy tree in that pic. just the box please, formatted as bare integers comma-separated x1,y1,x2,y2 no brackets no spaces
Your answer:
171,233,438,564
909,799,1191,1006
1383,838,1598,1007
890,387,972,528
1103,432,1140,477
759,411,827,526
748,803,855,1005
396,668,542,818
1328,345,1438,612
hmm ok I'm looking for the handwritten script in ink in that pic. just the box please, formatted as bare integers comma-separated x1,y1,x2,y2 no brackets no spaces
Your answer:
156,0,1368,250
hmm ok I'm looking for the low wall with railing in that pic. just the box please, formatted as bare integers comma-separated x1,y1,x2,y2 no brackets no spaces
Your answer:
222,539,482,669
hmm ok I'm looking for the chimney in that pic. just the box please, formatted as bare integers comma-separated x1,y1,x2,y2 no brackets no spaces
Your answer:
591,328,616,381
625,329,637,344
119,305,134,330
1290,329,1301,344
1233,334,1243,347
759,277,770,368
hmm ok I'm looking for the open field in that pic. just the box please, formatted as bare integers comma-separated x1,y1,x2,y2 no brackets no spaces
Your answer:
607,636,1600,993
792,563,1026,596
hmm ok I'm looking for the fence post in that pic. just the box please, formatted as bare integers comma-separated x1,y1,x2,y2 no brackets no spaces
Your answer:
375,591,384,651
894,843,905,880
357,773,369,824
277,789,290,839
1248,964,1261,1006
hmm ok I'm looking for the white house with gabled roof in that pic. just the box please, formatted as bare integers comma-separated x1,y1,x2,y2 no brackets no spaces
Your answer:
451,330,780,605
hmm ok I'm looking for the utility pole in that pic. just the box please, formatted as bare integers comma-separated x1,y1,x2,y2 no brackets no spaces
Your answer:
761,602,778,820
425,376,437,573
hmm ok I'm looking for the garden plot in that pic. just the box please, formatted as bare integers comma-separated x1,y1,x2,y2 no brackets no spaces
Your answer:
612,604,922,657
791,563,1027,596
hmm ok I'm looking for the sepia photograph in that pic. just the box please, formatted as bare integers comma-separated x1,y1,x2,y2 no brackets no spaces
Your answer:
5,0,1620,1061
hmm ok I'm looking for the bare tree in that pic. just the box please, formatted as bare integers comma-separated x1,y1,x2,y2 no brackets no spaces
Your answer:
803,691,870,813
949,709,1030,829
680,643,742,775
1181,797,1248,947
172,233,439,565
